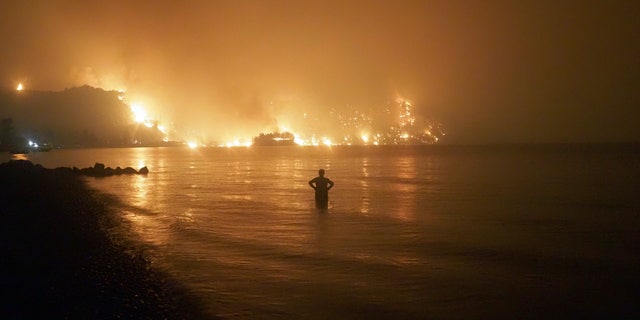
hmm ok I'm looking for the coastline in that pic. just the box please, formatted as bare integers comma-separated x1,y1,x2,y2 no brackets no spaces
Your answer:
0,160,214,319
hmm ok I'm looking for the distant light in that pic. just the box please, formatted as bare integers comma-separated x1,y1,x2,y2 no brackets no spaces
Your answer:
361,134,369,143
223,138,252,147
187,141,198,149
16,83,24,91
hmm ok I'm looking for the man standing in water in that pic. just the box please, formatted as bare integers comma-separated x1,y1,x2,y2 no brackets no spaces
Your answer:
308,169,334,209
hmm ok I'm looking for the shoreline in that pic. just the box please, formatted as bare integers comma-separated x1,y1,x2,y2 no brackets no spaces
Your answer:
0,160,215,319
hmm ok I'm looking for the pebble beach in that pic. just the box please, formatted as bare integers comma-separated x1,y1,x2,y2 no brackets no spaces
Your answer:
0,160,213,319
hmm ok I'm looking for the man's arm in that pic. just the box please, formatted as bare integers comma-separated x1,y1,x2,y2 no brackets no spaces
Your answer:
308,179,316,189
328,179,334,190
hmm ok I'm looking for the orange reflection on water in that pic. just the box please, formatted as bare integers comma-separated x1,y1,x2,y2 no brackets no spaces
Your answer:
124,173,173,246
131,175,149,207
360,158,371,214
391,156,418,221
122,147,175,246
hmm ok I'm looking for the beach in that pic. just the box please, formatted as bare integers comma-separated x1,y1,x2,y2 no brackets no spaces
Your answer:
0,159,213,319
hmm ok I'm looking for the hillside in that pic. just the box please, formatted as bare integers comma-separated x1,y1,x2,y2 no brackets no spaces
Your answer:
0,86,164,149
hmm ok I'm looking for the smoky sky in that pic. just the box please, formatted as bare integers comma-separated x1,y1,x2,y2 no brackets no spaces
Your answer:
1,0,638,143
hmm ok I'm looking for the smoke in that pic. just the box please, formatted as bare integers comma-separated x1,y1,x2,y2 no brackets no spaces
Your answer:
1,1,638,144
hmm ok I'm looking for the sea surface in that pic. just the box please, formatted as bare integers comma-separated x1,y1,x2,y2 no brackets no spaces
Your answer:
5,144,640,319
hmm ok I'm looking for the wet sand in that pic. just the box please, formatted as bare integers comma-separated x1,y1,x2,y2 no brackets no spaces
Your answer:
0,160,214,319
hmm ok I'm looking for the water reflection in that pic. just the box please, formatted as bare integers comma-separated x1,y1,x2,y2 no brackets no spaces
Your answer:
179,208,196,223
391,156,417,221
360,158,370,214
131,175,150,208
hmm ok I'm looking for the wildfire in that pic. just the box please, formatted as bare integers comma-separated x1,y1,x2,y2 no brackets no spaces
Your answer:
116,90,172,143
130,103,149,124
113,87,444,147
266,98,443,146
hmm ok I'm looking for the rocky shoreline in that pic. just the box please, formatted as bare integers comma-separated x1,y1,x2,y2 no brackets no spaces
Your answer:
53,161,150,177
0,160,214,319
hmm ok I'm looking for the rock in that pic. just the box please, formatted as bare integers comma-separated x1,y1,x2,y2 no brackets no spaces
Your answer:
80,167,95,176
123,167,137,174
94,163,105,171
104,167,116,176
3,161,149,178
53,167,74,175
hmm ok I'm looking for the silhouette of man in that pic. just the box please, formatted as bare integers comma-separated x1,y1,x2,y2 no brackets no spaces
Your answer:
308,169,334,209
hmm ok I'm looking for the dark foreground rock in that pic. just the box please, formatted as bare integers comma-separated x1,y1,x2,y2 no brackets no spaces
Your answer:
0,160,214,319
76,162,149,177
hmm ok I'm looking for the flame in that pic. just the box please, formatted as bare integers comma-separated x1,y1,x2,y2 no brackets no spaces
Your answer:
294,134,305,146
265,97,441,146
16,83,23,91
131,103,148,123
98,86,442,146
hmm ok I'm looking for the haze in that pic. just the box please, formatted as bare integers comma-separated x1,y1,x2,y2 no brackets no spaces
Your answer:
1,1,638,144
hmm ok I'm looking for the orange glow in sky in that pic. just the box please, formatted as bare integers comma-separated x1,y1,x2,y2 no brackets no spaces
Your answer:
0,2,638,144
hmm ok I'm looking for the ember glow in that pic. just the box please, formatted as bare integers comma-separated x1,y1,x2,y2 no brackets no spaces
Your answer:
222,139,252,148
256,98,445,147
16,83,23,91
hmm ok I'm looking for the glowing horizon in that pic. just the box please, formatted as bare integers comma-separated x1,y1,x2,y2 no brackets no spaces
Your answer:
4,80,446,147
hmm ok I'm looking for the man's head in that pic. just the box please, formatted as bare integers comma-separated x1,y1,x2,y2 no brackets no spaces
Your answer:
318,169,325,176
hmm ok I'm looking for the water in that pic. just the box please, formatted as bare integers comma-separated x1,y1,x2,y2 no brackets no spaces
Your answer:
5,144,639,318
